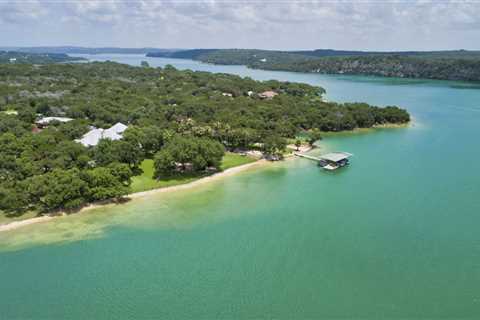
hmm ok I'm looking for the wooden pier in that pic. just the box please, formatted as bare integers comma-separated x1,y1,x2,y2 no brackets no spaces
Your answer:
293,152,323,162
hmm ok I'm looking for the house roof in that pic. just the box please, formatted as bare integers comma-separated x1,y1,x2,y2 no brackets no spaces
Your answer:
320,152,353,162
102,129,122,140
259,91,278,98
36,117,73,125
77,128,104,147
108,122,128,133
76,122,128,147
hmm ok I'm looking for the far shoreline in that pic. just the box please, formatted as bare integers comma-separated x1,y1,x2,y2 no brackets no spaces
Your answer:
320,120,413,138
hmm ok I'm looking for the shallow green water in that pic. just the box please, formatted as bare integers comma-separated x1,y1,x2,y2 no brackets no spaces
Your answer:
1,55,480,319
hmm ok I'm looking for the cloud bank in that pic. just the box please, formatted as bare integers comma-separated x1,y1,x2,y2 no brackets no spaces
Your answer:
1,0,480,50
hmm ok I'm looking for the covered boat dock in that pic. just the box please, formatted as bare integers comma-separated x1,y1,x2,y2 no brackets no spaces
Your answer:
294,151,353,170
318,152,353,170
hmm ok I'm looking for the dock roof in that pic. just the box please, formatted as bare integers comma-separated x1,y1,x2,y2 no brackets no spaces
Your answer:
320,152,353,162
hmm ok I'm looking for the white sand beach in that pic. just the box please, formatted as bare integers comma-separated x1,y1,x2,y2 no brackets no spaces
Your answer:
0,159,269,233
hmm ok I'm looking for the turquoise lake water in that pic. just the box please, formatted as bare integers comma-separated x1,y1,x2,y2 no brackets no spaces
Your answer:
1,54,480,319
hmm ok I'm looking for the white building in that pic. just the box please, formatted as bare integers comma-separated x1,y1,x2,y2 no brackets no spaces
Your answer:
258,91,278,99
9,58,16,63
76,122,128,147
36,117,74,126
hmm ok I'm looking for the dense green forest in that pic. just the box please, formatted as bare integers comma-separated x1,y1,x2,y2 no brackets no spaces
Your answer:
147,49,480,81
147,49,315,65
0,62,409,215
254,55,480,81
0,51,84,64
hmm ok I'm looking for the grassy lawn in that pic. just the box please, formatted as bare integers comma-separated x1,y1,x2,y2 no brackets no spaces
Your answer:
130,159,203,193
220,152,257,170
131,153,257,193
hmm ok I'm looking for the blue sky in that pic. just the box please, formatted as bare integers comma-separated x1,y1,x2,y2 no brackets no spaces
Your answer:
1,0,480,50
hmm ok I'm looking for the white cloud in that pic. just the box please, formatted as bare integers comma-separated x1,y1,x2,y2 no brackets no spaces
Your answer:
0,0,47,24
0,0,479,50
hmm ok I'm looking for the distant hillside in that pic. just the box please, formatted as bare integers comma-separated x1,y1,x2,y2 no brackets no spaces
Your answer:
146,48,480,81
0,51,84,64
146,49,219,60
0,47,177,55
263,55,480,82
290,49,480,59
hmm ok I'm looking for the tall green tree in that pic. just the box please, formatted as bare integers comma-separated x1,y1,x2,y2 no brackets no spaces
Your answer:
81,167,130,201
154,135,225,178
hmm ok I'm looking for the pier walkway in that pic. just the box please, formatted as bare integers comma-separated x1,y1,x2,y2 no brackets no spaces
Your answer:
293,152,323,162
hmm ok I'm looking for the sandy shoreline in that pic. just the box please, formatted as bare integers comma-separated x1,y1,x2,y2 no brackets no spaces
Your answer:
129,159,268,199
0,159,270,233
0,215,54,232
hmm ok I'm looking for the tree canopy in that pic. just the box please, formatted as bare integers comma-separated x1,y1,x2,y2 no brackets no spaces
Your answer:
0,62,409,215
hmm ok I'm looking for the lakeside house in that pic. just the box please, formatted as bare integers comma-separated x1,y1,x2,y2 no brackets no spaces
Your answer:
76,122,128,147
258,91,278,99
35,116,73,127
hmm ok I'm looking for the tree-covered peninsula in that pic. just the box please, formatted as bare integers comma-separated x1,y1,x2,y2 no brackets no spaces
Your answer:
0,51,84,64
0,62,409,215
148,48,480,82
